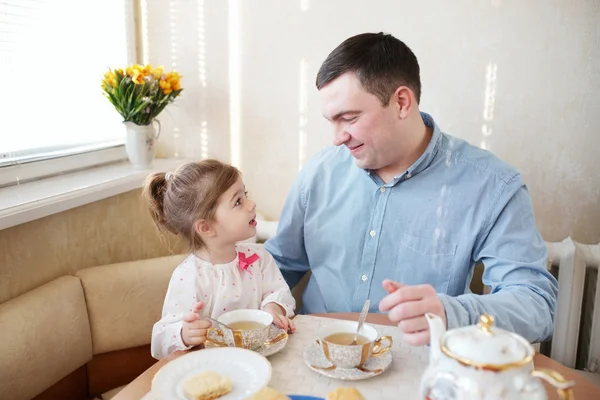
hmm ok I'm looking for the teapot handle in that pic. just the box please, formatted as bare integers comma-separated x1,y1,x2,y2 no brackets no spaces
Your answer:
531,369,575,400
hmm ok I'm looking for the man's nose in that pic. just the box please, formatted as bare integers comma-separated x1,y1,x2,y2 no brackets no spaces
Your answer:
333,126,350,146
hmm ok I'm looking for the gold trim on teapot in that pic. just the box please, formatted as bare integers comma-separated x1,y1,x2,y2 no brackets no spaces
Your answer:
440,315,534,371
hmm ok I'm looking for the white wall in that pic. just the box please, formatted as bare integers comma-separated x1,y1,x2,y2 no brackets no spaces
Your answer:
142,0,600,243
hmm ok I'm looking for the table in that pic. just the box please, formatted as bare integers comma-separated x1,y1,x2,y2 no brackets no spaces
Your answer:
112,313,600,400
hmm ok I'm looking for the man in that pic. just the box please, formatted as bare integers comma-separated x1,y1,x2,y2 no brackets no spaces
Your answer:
265,32,557,346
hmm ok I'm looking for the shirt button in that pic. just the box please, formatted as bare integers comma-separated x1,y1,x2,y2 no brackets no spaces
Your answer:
379,187,386,193
406,172,412,179
369,230,376,237
361,274,368,282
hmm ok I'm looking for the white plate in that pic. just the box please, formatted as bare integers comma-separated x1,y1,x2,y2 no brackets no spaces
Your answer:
151,347,272,400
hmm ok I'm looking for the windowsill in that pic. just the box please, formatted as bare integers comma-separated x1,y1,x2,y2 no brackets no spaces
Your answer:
0,158,192,231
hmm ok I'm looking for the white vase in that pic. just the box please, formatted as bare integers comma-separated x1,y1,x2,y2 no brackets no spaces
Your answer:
123,119,161,169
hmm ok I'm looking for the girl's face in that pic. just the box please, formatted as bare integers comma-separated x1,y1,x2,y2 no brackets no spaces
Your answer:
211,176,257,244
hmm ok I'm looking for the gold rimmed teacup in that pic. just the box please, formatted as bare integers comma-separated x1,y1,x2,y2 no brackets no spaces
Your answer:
205,309,286,351
316,320,392,369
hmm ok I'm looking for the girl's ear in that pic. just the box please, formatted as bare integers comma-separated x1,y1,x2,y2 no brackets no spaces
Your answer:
194,219,215,238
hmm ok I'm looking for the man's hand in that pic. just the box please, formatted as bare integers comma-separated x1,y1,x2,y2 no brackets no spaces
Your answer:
263,302,296,333
378,279,446,346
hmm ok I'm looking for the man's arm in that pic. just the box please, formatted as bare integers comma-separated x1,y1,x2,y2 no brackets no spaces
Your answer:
264,170,311,289
439,175,558,343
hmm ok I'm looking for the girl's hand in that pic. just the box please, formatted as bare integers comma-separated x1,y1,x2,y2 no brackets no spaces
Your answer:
263,302,296,333
181,301,213,346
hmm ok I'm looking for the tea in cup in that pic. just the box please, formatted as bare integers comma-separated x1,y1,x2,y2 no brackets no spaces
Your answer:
206,309,281,351
227,320,266,331
317,320,392,369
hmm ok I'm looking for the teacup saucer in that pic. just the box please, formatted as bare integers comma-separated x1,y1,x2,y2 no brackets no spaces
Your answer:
205,324,288,357
302,341,392,381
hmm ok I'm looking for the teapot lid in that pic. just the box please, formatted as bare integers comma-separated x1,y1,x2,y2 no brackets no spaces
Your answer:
441,315,534,371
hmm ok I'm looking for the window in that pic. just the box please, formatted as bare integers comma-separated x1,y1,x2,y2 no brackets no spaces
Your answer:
0,0,136,186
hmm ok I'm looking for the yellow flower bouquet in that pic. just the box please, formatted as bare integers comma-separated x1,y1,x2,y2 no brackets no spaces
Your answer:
101,64,183,126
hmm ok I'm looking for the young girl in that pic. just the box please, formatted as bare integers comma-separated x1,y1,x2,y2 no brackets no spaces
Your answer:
143,159,296,360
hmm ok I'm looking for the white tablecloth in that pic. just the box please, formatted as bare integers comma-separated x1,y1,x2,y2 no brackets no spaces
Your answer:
142,314,430,399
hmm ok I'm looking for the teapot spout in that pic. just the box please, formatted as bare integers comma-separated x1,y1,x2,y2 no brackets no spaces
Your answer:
425,313,445,362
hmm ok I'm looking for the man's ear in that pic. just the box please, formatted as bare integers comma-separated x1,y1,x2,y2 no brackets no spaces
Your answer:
194,219,215,238
392,86,413,120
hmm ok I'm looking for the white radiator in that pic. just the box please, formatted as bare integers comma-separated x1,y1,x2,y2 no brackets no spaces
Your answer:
545,238,600,372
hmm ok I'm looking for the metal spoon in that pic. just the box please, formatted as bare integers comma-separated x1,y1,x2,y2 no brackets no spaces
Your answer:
195,312,235,331
207,317,235,330
351,299,370,345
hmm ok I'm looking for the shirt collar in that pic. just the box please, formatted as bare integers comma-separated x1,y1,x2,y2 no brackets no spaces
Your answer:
364,112,442,184
407,112,443,177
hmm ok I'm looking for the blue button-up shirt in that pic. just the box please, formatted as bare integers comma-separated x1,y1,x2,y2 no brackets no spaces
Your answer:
265,113,558,343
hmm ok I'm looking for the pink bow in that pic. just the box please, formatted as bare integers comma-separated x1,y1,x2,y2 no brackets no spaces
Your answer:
238,252,259,274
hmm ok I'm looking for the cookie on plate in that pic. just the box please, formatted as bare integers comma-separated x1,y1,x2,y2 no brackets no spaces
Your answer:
326,387,365,400
246,386,290,399
182,370,233,400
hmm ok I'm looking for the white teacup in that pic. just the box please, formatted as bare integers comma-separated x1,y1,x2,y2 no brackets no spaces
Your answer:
206,309,283,351
317,320,393,369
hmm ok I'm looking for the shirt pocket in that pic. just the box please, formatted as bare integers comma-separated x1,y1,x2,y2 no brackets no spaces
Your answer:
396,232,457,293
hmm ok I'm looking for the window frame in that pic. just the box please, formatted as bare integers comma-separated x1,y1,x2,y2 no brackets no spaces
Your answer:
0,0,142,187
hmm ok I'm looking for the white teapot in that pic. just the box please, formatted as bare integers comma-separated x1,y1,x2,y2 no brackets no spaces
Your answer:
421,313,575,400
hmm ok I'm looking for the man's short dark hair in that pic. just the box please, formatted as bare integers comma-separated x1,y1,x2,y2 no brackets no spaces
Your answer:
316,32,421,105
